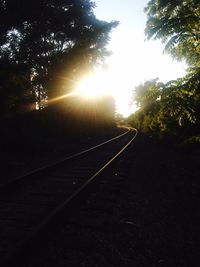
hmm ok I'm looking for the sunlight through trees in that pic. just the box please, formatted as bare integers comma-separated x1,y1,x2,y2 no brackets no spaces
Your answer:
129,0,200,143
0,0,118,115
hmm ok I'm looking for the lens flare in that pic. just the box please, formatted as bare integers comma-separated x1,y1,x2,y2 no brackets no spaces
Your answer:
75,74,109,99
48,92,75,104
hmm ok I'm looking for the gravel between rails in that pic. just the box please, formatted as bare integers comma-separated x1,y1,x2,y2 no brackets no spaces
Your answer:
13,132,200,267
0,129,135,266
1,127,125,184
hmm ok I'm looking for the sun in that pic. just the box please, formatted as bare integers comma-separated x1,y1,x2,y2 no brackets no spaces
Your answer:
74,70,136,117
75,74,109,99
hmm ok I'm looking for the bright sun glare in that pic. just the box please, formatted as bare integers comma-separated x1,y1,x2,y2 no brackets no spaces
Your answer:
75,74,110,99
75,69,136,117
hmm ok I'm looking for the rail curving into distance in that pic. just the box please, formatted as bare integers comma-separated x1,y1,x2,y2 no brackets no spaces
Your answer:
0,127,131,189
1,127,138,267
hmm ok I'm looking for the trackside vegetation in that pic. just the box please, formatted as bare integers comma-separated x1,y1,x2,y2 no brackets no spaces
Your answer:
0,0,118,118
128,0,200,145
0,0,119,166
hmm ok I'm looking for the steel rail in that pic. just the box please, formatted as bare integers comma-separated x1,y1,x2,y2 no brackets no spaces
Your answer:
0,127,130,189
2,128,138,267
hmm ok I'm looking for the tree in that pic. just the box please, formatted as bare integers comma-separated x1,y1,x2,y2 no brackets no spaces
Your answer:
145,0,200,67
134,78,163,108
0,60,33,114
0,0,118,115
129,75,198,138
128,0,200,141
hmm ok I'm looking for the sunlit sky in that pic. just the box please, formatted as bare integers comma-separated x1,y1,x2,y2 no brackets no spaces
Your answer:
78,0,187,117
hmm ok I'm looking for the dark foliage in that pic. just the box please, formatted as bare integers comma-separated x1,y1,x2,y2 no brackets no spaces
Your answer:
0,0,118,116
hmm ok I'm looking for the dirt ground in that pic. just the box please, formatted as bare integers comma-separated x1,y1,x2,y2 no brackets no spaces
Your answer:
21,132,200,267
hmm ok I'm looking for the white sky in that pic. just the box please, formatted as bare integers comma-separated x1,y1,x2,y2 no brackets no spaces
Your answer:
91,0,187,116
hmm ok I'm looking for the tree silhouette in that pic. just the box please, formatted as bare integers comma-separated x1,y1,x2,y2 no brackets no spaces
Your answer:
0,0,118,115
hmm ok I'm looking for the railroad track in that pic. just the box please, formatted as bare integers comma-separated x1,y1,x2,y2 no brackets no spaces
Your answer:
0,127,137,266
